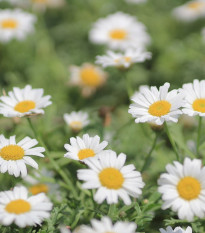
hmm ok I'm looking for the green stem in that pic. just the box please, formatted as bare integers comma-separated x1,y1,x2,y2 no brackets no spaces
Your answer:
26,118,78,197
141,133,158,172
108,204,116,219
122,70,133,98
197,117,202,158
164,122,180,161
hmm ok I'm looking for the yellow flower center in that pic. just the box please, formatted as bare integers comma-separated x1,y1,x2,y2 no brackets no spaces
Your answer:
0,145,24,161
80,67,102,87
14,100,36,113
5,199,31,214
192,98,205,113
177,176,201,200
148,100,171,117
124,57,131,62
1,19,18,29
188,1,205,9
109,29,127,40
29,184,49,195
70,121,83,131
78,149,95,160
99,168,124,189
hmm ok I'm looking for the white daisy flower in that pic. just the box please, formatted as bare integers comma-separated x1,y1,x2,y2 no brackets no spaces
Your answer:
0,186,52,228
0,85,52,117
64,111,89,132
0,9,36,43
180,79,205,117
160,226,192,233
74,216,137,233
158,157,205,221
64,134,108,161
172,0,205,22
0,135,45,177
89,12,150,51
69,63,108,97
77,150,145,205
96,47,151,69
128,82,185,125
125,0,147,4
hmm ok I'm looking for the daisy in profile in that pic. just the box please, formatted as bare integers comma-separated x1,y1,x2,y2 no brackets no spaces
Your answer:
160,226,192,233
89,12,150,51
77,150,145,205
69,63,108,97
96,47,151,69
172,0,205,22
74,216,137,233
0,135,45,177
0,186,52,227
158,157,205,221
64,111,89,132
64,134,108,161
128,82,184,125
180,79,205,117
0,85,52,117
0,9,36,43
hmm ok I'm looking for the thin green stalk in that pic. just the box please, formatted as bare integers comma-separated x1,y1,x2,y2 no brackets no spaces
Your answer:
197,117,202,158
26,118,78,197
141,133,158,172
108,204,116,219
121,70,133,98
164,122,180,161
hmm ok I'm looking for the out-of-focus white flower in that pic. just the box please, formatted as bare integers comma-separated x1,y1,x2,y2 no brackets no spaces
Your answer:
69,63,108,97
160,226,192,233
172,0,205,22
96,47,151,69
89,12,150,51
0,9,36,43
125,0,147,4
64,111,89,132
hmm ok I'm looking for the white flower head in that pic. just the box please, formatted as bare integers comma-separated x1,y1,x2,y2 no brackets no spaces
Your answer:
77,150,145,205
0,9,36,43
160,226,192,233
64,111,89,132
125,0,147,4
180,79,205,117
89,12,150,51
74,216,137,233
172,0,205,22
0,135,45,177
128,82,185,125
96,47,151,69
69,63,108,97
0,85,52,117
158,157,205,221
0,186,52,228
64,134,108,162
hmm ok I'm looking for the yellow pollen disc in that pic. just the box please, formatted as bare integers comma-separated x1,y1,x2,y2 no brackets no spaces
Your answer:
148,100,171,117
1,19,18,29
70,121,83,131
177,176,201,200
14,100,36,113
109,29,127,40
29,184,49,195
99,168,124,189
188,2,205,9
124,56,131,62
5,199,31,214
192,98,205,113
80,67,102,87
0,145,24,161
78,149,95,160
